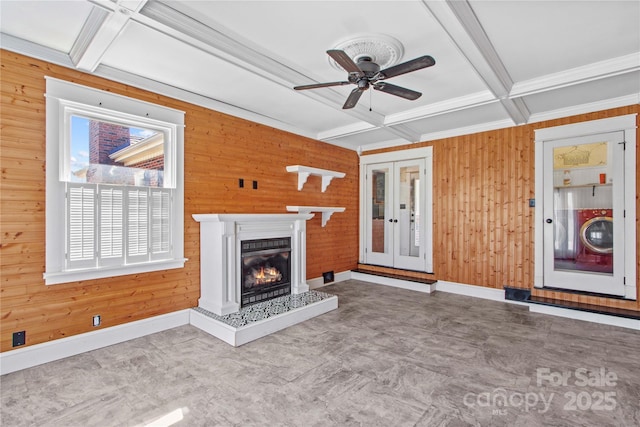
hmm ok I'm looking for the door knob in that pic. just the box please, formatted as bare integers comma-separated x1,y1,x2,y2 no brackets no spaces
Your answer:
546,218,553,224
393,219,398,223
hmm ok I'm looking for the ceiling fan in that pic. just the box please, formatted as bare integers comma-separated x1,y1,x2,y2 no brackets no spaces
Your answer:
294,49,435,109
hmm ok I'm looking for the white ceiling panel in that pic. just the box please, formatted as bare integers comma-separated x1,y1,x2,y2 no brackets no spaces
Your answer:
523,72,640,115
0,0,93,52
470,0,640,81
101,21,356,133
404,102,510,138
325,126,406,151
169,0,488,114
1,0,637,150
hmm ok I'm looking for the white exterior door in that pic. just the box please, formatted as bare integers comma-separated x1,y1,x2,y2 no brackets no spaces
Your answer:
361,147,433,272
535,115,636,299
542,132,625,295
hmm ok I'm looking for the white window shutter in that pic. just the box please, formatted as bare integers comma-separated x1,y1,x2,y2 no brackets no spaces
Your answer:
127,188,149,262
67,183,97,268
150,189,171,259
98,186,124,266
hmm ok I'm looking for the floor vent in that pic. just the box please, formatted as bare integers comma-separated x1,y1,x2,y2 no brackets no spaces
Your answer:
504,286,531,302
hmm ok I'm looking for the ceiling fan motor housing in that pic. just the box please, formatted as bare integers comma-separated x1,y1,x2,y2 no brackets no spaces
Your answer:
356,57,380,78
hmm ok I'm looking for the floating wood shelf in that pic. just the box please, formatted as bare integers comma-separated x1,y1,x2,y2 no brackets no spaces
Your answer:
286,206,345,227
286,165,345,192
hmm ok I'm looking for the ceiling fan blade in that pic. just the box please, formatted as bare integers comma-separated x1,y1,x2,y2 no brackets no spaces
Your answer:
327,49,364,76
379,55,435,80
294,81,351,90
373,82,422,100
342,88,364,109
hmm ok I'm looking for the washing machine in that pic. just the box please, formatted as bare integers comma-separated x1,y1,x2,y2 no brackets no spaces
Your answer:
576,209,613,273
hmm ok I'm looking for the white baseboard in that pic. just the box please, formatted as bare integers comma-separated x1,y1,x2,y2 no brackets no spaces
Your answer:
351,271,435,293
0,310,190,375
529,304,640,330
434,280,530,304
307,270,351,289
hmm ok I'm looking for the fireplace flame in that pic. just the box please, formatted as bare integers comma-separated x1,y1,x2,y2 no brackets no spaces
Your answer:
253,266,282,285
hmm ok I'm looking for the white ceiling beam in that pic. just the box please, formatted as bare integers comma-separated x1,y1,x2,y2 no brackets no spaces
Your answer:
69,7,109,70
71,1,148,72
423,0,530,124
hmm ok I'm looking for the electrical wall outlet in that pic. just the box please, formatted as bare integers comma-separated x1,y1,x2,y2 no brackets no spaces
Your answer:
93,315,101,327
12,331,25,347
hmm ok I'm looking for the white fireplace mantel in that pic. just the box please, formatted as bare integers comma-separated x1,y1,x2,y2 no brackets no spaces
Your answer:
192,213,314,315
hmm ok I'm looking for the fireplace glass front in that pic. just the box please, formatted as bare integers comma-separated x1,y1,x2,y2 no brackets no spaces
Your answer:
241,237,291,307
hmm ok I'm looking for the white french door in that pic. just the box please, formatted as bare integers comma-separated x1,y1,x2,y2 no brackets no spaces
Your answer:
363,158,431,271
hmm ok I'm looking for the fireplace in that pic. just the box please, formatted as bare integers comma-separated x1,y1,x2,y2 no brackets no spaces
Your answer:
191,213,339,346
241,237,291,307
192,213,313,315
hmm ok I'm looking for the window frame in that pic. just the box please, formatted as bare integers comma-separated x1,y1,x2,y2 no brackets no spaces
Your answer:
44,77,186,285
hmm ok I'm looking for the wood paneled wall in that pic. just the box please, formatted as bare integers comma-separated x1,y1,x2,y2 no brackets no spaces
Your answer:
367,105,640,312
0,50,359,352
1,49,637,354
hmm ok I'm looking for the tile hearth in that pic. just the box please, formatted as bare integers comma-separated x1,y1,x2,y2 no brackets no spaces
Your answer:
190,290,338,346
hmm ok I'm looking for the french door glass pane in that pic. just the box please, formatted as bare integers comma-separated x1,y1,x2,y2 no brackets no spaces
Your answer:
398,165,420,257
371,168,389,254
552,141,613,275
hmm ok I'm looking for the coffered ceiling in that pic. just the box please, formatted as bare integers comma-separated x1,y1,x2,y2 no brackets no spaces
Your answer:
1,0,638,152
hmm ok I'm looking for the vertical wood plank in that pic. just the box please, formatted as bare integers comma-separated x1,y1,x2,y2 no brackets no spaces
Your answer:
0,50,359,352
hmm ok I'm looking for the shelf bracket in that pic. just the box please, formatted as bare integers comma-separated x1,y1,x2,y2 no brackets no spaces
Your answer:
320,210,335,227
297,172,310,191
286,206,345,227
321,175,334,193
286,165,345,192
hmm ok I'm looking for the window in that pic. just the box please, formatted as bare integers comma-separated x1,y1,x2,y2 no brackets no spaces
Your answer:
45,77,185,285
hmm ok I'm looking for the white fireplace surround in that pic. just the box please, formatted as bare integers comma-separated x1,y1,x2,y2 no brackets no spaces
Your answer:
192,213,314,315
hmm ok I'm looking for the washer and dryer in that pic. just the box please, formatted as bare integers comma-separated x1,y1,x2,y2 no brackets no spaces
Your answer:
553,207,614,273
576,208,613,273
